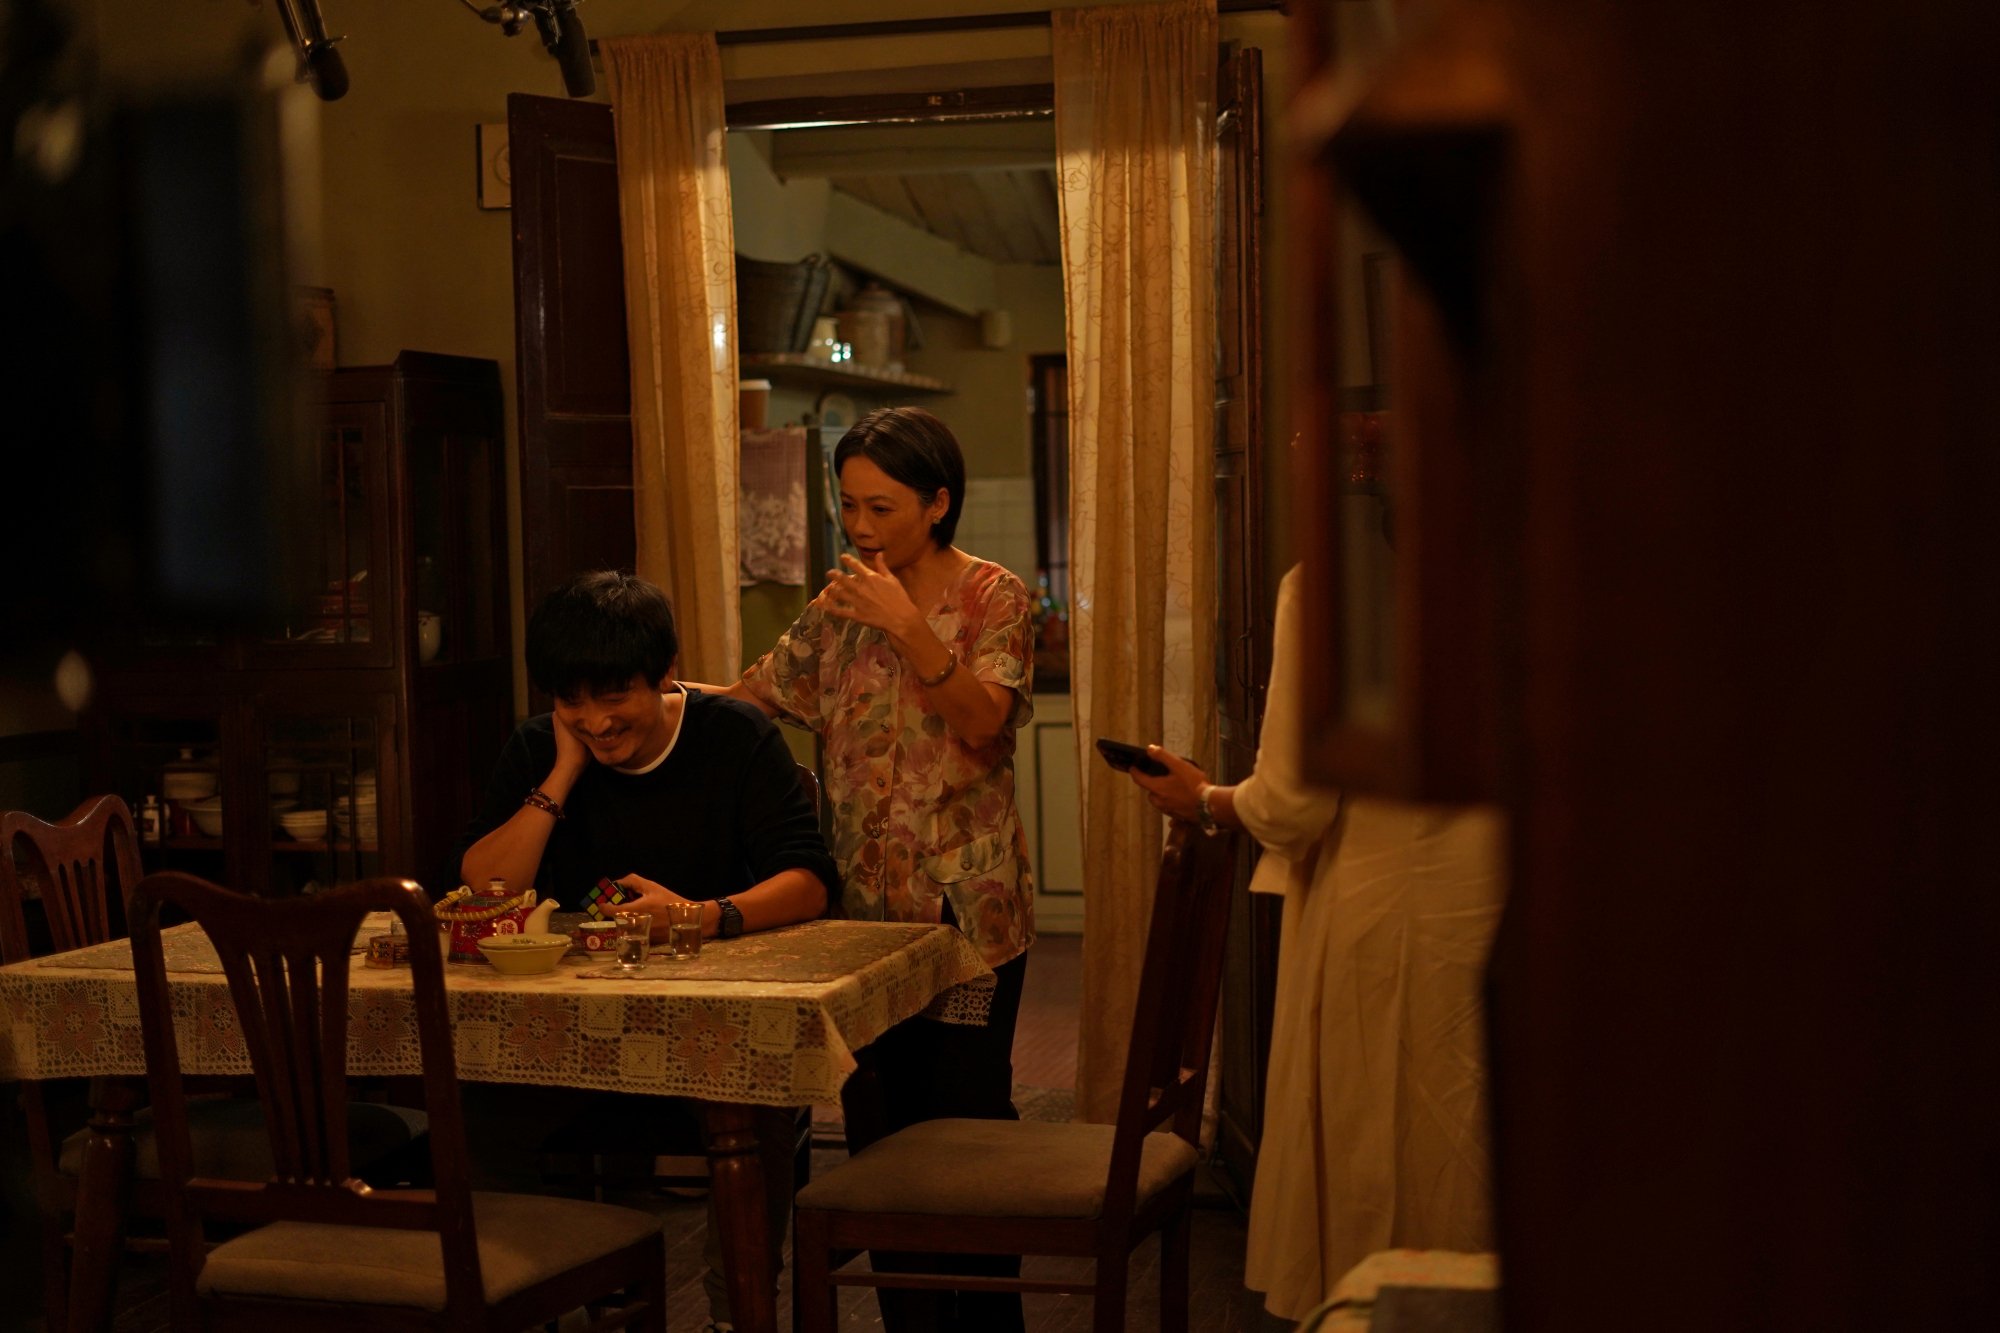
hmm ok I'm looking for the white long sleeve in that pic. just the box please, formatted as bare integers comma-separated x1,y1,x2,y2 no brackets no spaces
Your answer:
1232,565,1342,873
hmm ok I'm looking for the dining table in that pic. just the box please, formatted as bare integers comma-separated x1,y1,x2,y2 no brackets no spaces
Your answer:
0,914,996,1333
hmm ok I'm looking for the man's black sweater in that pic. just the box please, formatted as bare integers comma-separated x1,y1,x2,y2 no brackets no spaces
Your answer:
455,689,836,910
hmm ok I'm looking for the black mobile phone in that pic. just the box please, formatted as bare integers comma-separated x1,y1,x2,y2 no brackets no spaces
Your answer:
1095,738,1170,777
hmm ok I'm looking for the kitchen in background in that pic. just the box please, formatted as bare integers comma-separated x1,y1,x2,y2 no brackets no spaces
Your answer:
727,120,1083,931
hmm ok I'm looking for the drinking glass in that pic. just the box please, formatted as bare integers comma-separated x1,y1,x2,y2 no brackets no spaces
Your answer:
613,911,652,972
663,900,702,960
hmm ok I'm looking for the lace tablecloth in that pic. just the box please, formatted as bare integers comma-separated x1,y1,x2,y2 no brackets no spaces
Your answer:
0,918,994,1107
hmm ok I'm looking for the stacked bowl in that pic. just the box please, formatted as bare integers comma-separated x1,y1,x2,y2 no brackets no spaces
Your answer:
161,767,218,805
182,796,226,838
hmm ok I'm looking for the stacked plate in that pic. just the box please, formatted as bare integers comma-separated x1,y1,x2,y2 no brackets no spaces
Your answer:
278,807,329,841
333,773,379,842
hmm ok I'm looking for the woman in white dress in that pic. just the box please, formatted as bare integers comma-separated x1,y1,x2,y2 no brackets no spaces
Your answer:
1125,565,1506,1319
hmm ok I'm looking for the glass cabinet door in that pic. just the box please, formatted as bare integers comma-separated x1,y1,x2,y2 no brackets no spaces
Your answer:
100,708,229,874
244,400,395,669
257,697,399,895
407,422,506,668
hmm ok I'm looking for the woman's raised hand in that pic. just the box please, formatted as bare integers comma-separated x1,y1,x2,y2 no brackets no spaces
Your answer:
823,552,922,636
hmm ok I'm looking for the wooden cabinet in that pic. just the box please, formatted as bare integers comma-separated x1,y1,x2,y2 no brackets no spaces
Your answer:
88,352,513,897
1212,45,1279,1207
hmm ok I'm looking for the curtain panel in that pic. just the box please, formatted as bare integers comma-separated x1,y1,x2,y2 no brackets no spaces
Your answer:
1053,0,1220,1124
603,35,741,683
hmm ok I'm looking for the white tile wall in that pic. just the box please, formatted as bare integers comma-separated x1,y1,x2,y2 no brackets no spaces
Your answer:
957,475,1079,931
958,476,1040,586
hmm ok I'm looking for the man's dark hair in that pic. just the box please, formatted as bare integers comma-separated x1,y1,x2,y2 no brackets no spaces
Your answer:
525,570,678,699
833,406,968,548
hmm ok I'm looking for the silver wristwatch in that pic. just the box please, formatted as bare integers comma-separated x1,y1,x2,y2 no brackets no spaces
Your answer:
715,896,744,938
1195,783,1223,837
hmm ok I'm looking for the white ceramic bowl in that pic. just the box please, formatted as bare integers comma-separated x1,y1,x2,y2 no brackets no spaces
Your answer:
182,796,225,838
475,933,571,975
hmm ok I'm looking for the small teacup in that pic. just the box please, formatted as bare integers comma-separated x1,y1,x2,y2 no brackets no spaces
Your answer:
573,920,619,954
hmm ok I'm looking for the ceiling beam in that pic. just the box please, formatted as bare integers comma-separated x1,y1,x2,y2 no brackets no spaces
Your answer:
824,191,997,317
771,122,1055,179
710,1,1289,48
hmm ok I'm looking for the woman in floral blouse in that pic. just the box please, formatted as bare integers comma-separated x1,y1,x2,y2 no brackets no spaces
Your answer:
716,406,1035,1331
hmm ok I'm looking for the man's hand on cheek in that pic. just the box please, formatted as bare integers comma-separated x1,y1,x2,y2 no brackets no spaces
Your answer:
553,715,592,780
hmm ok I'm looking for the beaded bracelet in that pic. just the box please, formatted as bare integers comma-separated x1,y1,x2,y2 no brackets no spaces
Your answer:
918,654,958,689
522,787,565,820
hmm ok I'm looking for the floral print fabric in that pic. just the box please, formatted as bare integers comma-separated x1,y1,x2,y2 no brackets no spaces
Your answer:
740,558,1037,967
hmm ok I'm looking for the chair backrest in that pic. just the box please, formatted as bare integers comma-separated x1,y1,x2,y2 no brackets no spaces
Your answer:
128,872,485,1319
0,794,142,963
2,795,146,1245
1103,821,1239,1220
794,762,822,822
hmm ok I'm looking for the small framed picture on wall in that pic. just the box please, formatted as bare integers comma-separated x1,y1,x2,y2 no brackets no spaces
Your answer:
296,286,336,371
477,123,512,209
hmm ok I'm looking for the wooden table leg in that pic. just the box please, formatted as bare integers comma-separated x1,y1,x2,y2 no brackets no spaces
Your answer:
65,1075,141,1333
703,1100,775,1333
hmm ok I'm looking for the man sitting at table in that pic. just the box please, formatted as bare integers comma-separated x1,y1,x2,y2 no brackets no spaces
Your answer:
456,569,837,1333
458,567,833,930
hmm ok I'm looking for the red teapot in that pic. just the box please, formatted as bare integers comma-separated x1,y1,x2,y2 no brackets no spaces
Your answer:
434,879,558,964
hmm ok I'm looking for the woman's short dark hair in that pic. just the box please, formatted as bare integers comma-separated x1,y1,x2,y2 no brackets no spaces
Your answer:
833,407,967,549
525,570,678,699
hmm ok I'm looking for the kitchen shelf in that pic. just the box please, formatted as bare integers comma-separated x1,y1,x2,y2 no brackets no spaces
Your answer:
740,353,952,397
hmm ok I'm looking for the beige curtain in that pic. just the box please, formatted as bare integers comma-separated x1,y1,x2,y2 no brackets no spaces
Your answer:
603,35,741,683
1054,0,1219,1124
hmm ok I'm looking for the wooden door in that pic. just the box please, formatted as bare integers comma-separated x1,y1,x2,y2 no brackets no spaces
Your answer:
508,93,637,628
1293,2,2000,1327
1211,44,1281,1204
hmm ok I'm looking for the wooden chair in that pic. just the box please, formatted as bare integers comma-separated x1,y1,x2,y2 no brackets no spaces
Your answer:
792,820,1239,1333
4,796,420,1330
0,792,139,959
127,871,667,1330
2,794,142,1324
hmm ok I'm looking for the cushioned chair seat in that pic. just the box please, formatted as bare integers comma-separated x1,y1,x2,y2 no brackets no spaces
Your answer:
194,1190,663,1311
59,1097,427,1181
794,1119,1198,1219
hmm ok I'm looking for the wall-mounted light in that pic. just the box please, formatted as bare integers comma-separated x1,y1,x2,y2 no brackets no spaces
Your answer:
461,0,595,98
274,0,348,100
